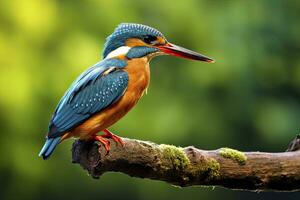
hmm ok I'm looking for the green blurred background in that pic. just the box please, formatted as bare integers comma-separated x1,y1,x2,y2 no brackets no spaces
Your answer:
1,0,300,199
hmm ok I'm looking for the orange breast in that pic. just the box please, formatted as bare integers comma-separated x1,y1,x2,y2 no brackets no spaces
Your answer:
63,57,150,140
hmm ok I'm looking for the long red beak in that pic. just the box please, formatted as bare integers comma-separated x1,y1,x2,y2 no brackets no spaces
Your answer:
157,43,215,63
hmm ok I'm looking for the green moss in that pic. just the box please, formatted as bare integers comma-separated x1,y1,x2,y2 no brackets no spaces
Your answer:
205,158,220,179
160,144,190,170
159,144,220,181
219,147,247,165
191,157,220,180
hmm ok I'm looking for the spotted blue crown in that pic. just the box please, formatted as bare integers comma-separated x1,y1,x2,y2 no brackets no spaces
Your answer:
102,23,165,58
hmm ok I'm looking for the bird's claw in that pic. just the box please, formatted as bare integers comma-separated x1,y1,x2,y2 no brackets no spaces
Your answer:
91,130,124,155
102,129,125,147
92,135,111,155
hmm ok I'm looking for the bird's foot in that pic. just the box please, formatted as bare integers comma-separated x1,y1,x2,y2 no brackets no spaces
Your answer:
91,135,111,155
91,130,124,155
101,129,125,147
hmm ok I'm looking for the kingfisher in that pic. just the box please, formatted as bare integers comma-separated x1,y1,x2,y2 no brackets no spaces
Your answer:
39,23,214,159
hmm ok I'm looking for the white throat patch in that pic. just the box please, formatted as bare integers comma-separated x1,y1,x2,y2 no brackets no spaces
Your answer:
106,46,131,59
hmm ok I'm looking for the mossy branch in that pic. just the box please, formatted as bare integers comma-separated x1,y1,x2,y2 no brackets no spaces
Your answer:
71,135,300,192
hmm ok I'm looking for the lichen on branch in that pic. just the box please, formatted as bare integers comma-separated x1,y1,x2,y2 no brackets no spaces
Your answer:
219,147,247,165
159,144,189,170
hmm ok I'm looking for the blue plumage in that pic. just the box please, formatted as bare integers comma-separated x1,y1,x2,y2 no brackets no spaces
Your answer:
48,58,129,138
126,46,159,59
39,137,61,160
103,23,165,58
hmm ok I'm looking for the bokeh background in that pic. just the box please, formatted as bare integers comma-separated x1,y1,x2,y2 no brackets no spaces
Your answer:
1,0,300,199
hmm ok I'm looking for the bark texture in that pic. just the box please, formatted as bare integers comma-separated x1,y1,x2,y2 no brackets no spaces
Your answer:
72,135,300,192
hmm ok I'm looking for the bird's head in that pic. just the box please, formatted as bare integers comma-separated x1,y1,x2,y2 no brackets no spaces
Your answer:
103,23,214,62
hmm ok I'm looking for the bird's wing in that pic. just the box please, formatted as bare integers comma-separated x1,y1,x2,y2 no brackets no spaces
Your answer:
48,61,128,138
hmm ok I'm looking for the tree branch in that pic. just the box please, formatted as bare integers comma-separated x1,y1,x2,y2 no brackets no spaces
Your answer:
71,136,300,192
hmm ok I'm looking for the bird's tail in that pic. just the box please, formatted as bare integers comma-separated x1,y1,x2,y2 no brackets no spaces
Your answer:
39,137,61,160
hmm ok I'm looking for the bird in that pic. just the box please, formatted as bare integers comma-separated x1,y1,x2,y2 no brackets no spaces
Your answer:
39,23,214,159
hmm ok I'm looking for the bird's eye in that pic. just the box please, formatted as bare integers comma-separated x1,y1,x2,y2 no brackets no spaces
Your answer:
142,35,157,45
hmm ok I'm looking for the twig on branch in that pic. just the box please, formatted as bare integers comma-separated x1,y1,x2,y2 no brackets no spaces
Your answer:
71,135,300,192
287,134,300,152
